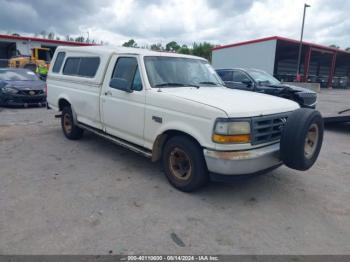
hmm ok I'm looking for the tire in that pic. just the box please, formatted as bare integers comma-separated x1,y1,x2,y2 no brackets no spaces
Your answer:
280,108,324,171
162,136,209,192
61,106,84,140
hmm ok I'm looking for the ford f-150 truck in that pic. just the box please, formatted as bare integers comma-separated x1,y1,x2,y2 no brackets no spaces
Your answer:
47,46,324,192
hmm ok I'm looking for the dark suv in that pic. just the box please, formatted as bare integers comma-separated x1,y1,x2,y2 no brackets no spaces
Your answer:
216,68,317,108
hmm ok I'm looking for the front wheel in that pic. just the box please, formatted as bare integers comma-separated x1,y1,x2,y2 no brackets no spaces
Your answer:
61,106,84,140
162,136,209,192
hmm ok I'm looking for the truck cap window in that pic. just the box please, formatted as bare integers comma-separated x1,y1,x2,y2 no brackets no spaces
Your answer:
52,52,65,73
111,57,142,91
63,57,100,77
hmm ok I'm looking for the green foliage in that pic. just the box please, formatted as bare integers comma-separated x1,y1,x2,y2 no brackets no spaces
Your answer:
122,39,138,48
177,44,190,55
191,42,214,61
165,41,180,52
120,39,214,61
48,32,55,40
150,43,164,51
75,36,85,43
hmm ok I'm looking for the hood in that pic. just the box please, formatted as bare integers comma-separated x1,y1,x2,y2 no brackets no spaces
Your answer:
260,83,315,93
2,80,45,90
160,86,299,117
283,84,316,93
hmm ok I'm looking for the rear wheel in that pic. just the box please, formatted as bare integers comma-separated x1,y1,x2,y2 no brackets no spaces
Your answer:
162,136,208,192
61,107,84,140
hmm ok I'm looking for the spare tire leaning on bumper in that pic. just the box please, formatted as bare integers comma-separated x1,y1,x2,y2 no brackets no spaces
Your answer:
280,108,324,171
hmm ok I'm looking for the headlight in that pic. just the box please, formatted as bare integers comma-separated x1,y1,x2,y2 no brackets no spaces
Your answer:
213,119,251,143
1,86,18,94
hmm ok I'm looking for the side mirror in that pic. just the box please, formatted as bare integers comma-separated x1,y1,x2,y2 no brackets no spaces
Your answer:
109,78,133,93
241,80,253,87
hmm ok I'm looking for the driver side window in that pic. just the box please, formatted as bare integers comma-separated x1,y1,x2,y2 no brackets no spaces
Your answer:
232,71,250,83
111,57,142,91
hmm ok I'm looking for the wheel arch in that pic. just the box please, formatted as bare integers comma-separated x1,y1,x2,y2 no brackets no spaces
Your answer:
58,97,71,111
58,97,78,124
151,129,202,162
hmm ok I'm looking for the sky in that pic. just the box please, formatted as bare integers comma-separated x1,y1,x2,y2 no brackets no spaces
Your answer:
0,0,349,48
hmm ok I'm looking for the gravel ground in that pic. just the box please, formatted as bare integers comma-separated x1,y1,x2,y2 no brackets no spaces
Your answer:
0,107,349,255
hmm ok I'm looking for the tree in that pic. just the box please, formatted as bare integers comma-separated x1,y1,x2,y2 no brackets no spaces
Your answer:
165,41,180,52
12,33,20,37
75,36,85,43
345,47,350,52
177,44,190,55
150,43,164,51
122,39,137,47
40,30,47,38
47,32,55,40
191,42,214,61
329,44,339,49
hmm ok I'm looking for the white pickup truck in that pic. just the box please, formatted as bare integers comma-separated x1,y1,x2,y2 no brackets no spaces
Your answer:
47,46,324,192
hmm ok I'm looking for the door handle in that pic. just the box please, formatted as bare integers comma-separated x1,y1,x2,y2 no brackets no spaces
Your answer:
104,90,112,96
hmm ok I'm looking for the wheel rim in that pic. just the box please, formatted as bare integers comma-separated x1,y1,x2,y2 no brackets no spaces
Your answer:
169,147,192,180
304,123,319,159
63,113,72,134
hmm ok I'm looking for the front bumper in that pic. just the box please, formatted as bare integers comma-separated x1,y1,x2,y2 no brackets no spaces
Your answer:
0,94,46,107
204,143,282,175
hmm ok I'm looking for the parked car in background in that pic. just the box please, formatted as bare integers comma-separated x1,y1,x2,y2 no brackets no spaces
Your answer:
216,68,317,108
0,68,46,107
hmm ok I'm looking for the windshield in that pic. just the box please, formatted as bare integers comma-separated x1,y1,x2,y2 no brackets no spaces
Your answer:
0,69,39,81
144,56,223,88
248,70,281,85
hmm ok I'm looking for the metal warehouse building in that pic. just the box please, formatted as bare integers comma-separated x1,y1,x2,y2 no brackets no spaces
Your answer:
0,34,92,67
212,36,350,89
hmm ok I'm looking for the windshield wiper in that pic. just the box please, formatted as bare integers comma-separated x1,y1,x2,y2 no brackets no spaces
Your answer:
155,82,199,88
199,81,220,86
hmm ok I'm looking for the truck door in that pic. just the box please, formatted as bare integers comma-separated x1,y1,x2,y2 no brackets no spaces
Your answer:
100,55,145,147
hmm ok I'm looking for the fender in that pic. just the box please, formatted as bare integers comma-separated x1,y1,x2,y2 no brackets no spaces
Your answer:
151,120,213,162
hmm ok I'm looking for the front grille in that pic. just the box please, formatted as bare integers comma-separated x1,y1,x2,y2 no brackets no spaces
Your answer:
251,112,291,145
18,90,44,96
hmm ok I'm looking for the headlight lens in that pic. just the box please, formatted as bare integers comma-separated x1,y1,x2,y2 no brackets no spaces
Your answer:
1,86,18,94
213,120,251,143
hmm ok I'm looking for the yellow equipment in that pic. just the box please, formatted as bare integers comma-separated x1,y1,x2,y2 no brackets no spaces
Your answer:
8,47,51,76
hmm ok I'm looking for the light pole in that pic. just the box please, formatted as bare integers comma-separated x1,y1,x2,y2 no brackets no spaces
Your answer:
296,3,310,81
84,31,90,43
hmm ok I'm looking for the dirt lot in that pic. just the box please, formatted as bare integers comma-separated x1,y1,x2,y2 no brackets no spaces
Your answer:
0,107,349,255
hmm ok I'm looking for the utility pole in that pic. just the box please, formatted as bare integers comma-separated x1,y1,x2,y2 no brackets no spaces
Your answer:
296,3,310,81
84,31,90,43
